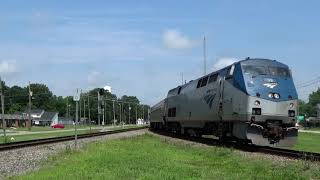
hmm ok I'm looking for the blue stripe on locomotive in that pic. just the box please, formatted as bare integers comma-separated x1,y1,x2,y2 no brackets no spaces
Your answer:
232,59,298,102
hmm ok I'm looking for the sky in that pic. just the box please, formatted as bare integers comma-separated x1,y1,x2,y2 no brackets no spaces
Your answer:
0,0,320,105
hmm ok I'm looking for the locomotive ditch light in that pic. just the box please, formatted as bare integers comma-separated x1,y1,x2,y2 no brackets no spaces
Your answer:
268,93,274,98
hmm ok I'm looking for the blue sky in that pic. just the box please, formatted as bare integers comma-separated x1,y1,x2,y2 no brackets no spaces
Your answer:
0,0,319,105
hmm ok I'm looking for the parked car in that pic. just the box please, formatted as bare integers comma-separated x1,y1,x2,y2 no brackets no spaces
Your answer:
51,123,65,129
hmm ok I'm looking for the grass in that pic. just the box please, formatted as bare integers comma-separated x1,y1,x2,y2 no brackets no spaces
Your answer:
11,134,320,180
293,132,320,153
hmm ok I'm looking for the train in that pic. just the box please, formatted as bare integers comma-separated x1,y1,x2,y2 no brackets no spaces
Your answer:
150,58,298,147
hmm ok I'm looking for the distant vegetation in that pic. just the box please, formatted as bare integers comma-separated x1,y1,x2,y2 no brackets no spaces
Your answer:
299,88,320,117
1,81,150,124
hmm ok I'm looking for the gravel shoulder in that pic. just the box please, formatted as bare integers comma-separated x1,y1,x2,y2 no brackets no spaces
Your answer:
0,129,147,180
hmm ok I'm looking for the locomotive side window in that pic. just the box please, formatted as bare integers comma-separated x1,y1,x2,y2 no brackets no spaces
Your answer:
226,65,235,80
208,73,218,83
177,87,182,95
201,76,209,87
197,79,202,88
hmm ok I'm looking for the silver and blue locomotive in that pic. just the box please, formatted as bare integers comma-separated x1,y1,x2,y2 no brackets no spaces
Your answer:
150,58,298,147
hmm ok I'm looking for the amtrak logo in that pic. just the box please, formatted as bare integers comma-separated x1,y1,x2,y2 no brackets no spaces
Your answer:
203,89,217,108
263,78,278,89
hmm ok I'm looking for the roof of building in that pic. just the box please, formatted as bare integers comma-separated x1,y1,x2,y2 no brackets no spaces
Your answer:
0,114,28,120
23,109,44,114
37,111,58,121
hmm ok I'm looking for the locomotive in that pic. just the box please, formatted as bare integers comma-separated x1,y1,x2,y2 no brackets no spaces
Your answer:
150,58,298,147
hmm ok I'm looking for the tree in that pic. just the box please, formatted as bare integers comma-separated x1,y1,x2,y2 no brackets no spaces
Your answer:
28,83,53,110
0,80,149,125
298,88,320,117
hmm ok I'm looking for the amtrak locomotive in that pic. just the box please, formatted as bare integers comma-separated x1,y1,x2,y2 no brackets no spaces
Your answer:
150,58,298,147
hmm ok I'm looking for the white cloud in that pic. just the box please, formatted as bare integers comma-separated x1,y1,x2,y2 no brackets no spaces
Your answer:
0,60,18,76
213,58,238,70
163,29,194,49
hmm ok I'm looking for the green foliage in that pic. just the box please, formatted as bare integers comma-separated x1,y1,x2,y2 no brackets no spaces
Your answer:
1,80,149,123
299,88,320,117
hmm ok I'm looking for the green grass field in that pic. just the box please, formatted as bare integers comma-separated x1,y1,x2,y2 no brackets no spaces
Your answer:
293,132,320,153
11,134,320,180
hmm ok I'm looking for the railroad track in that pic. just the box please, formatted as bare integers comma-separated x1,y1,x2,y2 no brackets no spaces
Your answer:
151,129,320,161
0,126,147,151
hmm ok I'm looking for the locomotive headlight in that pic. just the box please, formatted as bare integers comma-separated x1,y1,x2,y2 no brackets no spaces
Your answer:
254,100,260,106
274,93,280,99
289,103,294,108
268,93,274,98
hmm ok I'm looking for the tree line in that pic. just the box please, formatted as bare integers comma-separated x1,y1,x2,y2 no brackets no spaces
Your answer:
299,88,320,117
1,81,150,124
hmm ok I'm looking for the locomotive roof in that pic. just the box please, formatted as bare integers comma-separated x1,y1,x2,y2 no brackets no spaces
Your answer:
239,58,288,68
166,58,290,97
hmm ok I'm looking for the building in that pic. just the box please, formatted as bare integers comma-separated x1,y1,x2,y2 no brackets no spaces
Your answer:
23,109,59,126
0,114,28,128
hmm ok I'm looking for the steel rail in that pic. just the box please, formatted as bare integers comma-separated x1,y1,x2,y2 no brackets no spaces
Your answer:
0,126,147,151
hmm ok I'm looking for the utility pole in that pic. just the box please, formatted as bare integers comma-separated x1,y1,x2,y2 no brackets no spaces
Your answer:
79,89,82,121
28,81,32,131
142,105,144,120
181,72,184,85
112,100,115,126
88,95,91,132
83,97,86,120
66,98,69,118
97,91,100,126
203,36,207,76
102,100,105,126
0,78,6,142
135,105,137,124
119,103,121,126
74,88,79,149
128,105,131,124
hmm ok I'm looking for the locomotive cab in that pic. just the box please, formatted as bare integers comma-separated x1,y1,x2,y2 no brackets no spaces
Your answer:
232,59,298,147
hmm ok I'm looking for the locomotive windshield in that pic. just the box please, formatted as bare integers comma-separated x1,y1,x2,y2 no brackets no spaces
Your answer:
242,65,267,76
242,65,291,77
268,67,291,77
